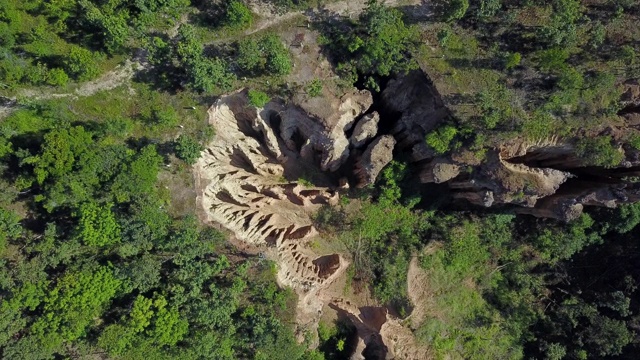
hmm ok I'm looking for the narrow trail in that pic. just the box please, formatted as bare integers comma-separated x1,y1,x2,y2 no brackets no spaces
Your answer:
0,60,142,119
245,0,419,36
0,0,422,120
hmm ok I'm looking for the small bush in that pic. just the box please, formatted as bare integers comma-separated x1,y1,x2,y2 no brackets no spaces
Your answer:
575,136,623,167
64,46,100,81
305,79,323,97
426,125,458,154
225,1,253,29
175,134,204,165
535,48,569,72
443,0,470,22
247,89,270,108
504,52,521,70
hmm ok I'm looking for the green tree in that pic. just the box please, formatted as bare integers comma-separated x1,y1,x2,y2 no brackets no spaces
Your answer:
426,125,458,154
225,1,253,29
504,52,521,70
350,1,419,78
0,208,21,253
247,89,271,107
575,136,623,167
76,201,121,247
31,267,122,347
30,126,93,184
111,145,162,203
536,48,569,72
175,134,204,165
260,34,292,76
236,38,264,74
64,46,100,81
443,0,470,21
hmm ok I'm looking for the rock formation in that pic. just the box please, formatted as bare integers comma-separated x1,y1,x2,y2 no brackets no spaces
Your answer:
194,73,640,359
354,135,396,188
374,71,640,221
351,111,380,148
194,90,352,292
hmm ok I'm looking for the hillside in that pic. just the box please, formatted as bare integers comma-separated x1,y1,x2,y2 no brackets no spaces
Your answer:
1,0,640,359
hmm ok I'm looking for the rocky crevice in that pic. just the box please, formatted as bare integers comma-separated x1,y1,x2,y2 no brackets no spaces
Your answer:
194,74,640,359
371,71,640,221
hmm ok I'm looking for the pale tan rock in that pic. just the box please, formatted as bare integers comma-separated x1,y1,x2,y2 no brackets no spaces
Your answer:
351,111,380,148
194,90,346,295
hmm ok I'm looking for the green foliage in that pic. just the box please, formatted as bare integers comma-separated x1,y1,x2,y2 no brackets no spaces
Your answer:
325,0,419,88
504,52,521,70
31,126,93,184
233,34,292,77
443,0,470,22
176,24,235,93
191,57,235,93
175,134,204,165
260,34,293,76
64,47,100,81
425,125,458,154
477,0,501,19
534,213,601,262
76,201,121,247
540,0,582,47
236,38,264,74
575,136,623,167
248,89,271,108
535,48,570,73
31,266,122,346
111,145,162,203
306,78,323,97
225,0,253,29
0,208,21,252
417,215,522,360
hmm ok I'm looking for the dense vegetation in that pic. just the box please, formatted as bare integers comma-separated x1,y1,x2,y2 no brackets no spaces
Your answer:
317,161,640,359
0,100,324,359
2,0,640,359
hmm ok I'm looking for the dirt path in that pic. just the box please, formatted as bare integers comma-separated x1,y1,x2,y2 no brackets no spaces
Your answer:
0,0,421,120
247,0,420,36
0,60,142,120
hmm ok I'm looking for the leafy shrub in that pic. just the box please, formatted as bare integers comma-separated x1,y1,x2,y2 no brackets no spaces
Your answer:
76,202,121,247
535,48,569,72
323,1,419,89
235,35,292,76
175,134,204,165
64,47,100,81
236,39,264,74
504,52,521,70
443,0,470,22
46,68,69,86
260,34,292,76
247,89,270,108
426,125,458,154
575,136,623,167
305,78,323,97
225,1,253,29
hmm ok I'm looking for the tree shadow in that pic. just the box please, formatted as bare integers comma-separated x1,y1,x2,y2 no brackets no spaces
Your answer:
188,0,226,30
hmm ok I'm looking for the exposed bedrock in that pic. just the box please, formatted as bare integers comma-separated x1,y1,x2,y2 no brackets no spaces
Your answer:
374,70,640,221
194,90,348,297
354,135,396,188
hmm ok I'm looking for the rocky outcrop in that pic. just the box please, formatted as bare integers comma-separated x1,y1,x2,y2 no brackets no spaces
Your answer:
354,135,396,188
372,70,640,221
194,91,348,297
329,299,433,360
281,89,373,172
351,111,380,148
